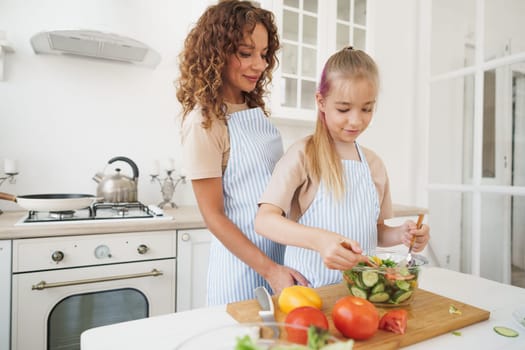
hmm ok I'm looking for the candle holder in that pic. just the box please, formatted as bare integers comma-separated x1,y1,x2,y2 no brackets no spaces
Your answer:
150,170,186,209
0,172,18,215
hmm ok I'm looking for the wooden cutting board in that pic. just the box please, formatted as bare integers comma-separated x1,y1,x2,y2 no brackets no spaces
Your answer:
226,284,490,349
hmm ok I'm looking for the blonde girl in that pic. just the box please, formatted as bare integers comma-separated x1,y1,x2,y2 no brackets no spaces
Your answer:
255,47,430,288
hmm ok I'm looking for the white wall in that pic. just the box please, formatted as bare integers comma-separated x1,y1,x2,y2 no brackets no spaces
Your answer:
364,0,419,207
0,0,421,212
0,0,208,210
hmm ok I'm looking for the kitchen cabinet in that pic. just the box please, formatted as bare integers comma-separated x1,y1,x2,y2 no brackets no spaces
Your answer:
176,229,212,311
0,240,11,350
267,0,372,122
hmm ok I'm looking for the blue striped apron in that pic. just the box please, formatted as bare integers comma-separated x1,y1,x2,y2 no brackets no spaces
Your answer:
206,107,285,305
284,142,380,288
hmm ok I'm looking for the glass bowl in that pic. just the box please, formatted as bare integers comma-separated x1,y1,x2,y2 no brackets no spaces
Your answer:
173,322,344,350
342,251,428,307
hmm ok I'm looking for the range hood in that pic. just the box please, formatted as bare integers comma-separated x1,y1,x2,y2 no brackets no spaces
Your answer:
30,29,161,68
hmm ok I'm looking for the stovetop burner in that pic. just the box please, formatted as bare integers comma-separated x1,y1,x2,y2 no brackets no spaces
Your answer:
22,202,159,223
49,210,76,220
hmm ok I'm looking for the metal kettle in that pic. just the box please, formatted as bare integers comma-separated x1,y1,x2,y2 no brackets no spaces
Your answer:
93,156,139,203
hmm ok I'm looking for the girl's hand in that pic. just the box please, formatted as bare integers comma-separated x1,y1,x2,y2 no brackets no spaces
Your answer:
400,220,430,253
318,234,369,270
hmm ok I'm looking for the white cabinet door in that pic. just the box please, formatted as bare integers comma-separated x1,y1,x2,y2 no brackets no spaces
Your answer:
176,229,212,311
0,240,11,350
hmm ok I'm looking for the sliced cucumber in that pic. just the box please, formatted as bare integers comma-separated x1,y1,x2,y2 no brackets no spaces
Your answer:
392,290,413,304
397,266,410,276
360,271,379,287
368,292,390,303
395,279,411,291
371,282,385,293
349,286,368,299
353,273,367,289
494,326,519,338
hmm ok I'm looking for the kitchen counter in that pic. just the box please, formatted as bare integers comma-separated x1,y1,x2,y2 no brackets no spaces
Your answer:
80,267,525,349
0,204,426,239
0,206,206,239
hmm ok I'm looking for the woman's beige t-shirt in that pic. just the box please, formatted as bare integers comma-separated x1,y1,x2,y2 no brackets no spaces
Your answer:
180,103,249,180
259,136,393,223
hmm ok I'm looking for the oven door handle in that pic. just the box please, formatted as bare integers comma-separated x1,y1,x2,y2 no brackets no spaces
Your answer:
31,268,163,290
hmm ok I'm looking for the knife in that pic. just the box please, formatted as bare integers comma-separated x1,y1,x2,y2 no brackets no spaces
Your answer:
254,286,280,338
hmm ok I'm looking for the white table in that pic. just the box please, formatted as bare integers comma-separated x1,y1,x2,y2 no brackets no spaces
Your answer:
81,267,525,349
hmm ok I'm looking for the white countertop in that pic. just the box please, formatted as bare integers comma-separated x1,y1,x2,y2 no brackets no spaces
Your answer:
0,206,206,239
81,267,525,350
0,204,426,240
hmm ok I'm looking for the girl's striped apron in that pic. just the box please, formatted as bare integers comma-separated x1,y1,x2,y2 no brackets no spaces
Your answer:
206,107,285,305
284,142,380,288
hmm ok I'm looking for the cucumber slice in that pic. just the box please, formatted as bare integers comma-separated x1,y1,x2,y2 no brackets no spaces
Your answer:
353,273,367,289
349,286,368,299
392,290,413,304
395,280,411,291
398,266,410,276
371,282,385,293
494,326,519,337
368,292,390,303
360,271,379,287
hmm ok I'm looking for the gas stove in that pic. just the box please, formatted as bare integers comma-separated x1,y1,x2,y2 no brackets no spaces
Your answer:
18,202,167,224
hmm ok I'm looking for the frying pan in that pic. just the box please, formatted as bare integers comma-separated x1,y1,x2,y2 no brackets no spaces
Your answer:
0,192,99,212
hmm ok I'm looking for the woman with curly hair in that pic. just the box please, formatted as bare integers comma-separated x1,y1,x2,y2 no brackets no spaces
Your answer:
176,0,307,305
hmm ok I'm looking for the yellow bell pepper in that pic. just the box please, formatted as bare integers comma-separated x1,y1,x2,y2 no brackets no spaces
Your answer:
278,285,322,314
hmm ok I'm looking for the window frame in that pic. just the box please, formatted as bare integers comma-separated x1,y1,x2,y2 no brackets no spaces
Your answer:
262,0,374,122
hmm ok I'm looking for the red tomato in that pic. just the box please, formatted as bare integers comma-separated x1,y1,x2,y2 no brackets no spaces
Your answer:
284,306,329,344
379,309,408,334
332,296,379,340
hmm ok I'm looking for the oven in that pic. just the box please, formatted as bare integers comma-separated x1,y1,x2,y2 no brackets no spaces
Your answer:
11,229,176,350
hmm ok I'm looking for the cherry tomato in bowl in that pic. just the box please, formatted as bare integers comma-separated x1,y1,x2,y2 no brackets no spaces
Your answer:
332,296,379,340
284,306,329,344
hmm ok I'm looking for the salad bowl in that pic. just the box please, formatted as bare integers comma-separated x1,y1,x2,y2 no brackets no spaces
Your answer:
173,321,350,350
342,251,428,307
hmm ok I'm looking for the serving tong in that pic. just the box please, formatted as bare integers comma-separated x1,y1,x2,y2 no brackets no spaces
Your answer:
340,239,379,268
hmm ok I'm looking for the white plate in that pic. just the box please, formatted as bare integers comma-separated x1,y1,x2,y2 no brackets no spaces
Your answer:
512,305,525,330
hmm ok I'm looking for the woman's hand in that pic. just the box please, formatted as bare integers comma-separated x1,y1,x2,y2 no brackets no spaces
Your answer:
317,234,369,271
264,264,309,294
400,220,430,252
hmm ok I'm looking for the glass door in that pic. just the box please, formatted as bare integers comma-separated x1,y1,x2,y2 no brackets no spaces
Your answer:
423,0,525,286
511,72,525,283
48,289,148,350
281,0,320,110
268,0,371,121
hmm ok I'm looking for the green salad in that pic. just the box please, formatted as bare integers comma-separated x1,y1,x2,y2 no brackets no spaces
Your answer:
343,256,420,305
234,326,353,350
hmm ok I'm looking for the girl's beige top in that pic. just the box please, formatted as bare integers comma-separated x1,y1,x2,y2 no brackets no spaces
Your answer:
259,137,393,222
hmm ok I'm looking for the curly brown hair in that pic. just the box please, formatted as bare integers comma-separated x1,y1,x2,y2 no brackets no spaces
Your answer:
176,0,280,128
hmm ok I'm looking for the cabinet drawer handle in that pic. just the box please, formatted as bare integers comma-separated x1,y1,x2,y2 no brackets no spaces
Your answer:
31,269,163,290
181,233,190,241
